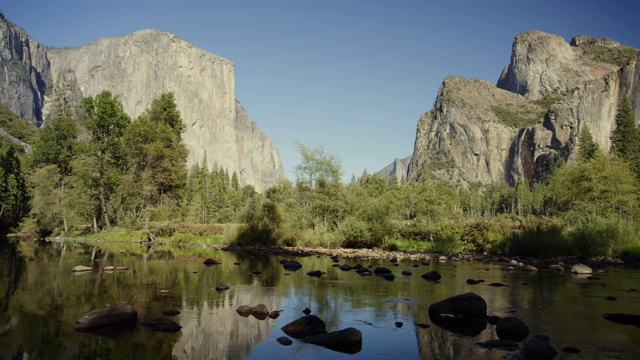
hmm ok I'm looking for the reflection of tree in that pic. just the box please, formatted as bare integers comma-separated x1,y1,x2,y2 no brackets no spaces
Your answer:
0,236,25,314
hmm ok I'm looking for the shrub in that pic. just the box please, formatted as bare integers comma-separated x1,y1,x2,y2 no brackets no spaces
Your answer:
570,217,637,257
503,223,571,257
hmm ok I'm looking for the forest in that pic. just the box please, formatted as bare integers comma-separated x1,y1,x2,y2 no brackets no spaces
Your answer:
1,92,639,259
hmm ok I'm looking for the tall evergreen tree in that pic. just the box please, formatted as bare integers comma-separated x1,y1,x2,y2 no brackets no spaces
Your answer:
577,124,599,162
610,95,640,175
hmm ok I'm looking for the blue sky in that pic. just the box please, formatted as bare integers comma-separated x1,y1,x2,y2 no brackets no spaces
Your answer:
2,0,639,181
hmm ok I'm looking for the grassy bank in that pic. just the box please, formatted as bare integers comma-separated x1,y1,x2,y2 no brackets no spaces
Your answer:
50,215,640,261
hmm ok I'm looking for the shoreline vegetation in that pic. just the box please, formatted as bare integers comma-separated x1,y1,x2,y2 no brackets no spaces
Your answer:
2,94,640,265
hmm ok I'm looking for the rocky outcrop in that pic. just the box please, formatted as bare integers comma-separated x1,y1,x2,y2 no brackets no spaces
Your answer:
376,155,411,184
408,30,639,186
407,77,544,185
0,11,50,125
0,13,286,191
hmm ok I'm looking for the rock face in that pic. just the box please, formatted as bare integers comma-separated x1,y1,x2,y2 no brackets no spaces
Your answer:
0,12,49,125
408,30,640,186
376,155,412,184
0,14,286,191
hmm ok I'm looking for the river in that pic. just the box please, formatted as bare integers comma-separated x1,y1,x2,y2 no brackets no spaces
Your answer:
1,237,639,359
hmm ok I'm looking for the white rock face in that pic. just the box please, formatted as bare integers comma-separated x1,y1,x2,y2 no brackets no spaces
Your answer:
407,77,543,186
497,31,619,100
45,29,286,191
408,31,639,187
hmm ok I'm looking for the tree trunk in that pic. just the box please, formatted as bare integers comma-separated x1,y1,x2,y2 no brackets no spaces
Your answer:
99,185,112,231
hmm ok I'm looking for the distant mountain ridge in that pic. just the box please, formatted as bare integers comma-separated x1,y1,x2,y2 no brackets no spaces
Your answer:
382,30,639,186
0,12,286,191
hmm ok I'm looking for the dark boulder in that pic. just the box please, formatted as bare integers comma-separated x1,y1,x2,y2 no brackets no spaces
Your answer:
302,327,362,354
401,270,412,276
283,260,303,271
355,267,371,274
602,313,640,325
496,316,530,342
307,270,323,277
521,335,557,360
140,317,181,332
488,282,509,287
277,336,293,346
215,283,230,291
373,267,392,275
281,315,327,339
486,315,501,325
352,264,363,270
421,271,442,281
203,258,221,265
302,307,312,315
378,273,395,281
562,346,581,354
428,292,487,319
236,305,253,316
339,264,352,271
162,309,180,316
74,302,138,331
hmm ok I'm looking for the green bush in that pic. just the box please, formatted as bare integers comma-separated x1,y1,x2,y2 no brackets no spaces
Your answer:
503,223,571,257
570,217,637,257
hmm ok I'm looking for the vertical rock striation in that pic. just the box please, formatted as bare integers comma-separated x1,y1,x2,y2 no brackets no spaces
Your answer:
0,11,50,125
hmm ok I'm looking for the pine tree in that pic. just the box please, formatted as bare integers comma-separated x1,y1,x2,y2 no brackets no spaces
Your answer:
577,124,599,162
610,96,640,175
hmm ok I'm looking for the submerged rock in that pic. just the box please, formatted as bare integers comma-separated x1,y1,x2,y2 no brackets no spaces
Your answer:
428,292,487,319
282,260,303,270
140,317,181,332
602,313,640,326
421,270,442,281
520,335,557,360
162,309,181,316
74,302,137,331
203,258,221,265
215,283,230,291
302,327,362,354
71,265,92,272
281,315,327,339
475,339,519,351
307,270,323,277
276,336,293,346
496,316,530,342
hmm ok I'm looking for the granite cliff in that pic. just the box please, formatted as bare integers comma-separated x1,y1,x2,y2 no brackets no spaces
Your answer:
0,14,286,191
0,11,49,125
406,30,639,186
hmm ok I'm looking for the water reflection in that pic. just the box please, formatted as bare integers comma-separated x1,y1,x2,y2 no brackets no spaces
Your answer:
0,239,639,359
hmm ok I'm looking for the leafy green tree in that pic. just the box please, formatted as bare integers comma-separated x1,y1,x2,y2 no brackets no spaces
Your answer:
294,142,342,187
81,91,131,230
0,143,28,231
28,116,79,232
122,93,188,225
545,152,639,218
577,124,599,162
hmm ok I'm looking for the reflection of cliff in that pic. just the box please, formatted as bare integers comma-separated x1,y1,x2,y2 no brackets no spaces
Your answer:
172,285,281,360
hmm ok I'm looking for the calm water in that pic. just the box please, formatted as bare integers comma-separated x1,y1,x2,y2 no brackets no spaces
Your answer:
1,237,639,360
